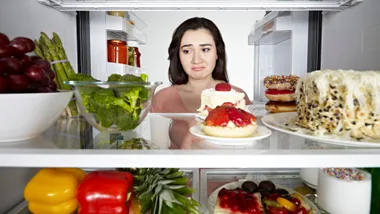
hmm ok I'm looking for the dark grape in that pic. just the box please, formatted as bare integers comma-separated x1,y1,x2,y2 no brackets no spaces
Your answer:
0,45,15,58
30,56,42,62
242,181,258,193
33,59,51,70
38,87,53,93
7,74,29,92
9,39,29,56
25,65,46,82
40,75,50,87
17,55,32,67
0,33,10,46
0,57,23,74
0,76,6,93
47,69,56,80
259,180,276,193
48,81,58,91
13,37,35,52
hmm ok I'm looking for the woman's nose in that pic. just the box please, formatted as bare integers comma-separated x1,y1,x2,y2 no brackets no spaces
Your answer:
191,51,203,64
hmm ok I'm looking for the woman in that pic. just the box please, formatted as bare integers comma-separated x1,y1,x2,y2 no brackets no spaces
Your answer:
151,17,251,113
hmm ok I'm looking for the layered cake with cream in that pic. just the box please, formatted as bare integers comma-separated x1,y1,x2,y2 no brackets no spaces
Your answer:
198,83,246,116
295,69,380,139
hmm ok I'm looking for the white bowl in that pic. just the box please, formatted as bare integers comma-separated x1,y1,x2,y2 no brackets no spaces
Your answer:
0,91,73,142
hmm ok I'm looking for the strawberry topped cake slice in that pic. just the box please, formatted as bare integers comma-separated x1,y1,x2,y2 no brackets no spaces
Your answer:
198,83,246,116
215,188,264,214
202,105,257,138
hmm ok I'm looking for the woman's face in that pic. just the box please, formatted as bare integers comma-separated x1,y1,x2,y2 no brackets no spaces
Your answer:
179,29,218,81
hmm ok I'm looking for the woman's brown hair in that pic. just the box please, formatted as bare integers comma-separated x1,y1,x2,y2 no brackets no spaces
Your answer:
168,17,229,85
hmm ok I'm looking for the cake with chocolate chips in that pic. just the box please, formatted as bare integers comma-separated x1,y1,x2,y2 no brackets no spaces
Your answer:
295,69,380,139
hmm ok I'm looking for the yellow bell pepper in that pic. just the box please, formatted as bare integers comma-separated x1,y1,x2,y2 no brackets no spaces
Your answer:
24,168,86,214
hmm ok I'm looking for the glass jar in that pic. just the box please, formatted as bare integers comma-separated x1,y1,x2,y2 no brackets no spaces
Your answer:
107,11,126,18
127,41,141,68
107,40,128,64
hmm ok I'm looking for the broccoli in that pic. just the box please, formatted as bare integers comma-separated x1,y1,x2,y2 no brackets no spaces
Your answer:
75,73,150,132
68,73,98,81
115,107,140,130
107,74,122,82
107,73,145,82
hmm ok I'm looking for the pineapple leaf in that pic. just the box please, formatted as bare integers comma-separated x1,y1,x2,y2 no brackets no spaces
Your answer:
165,170,183,179
138,191,153,214
171,202,191,214
152,184,163,199
160,188,180,204
173,177,189,185
161,168,173,175
174,186,196,195
166,184,185,190
158,180,175,185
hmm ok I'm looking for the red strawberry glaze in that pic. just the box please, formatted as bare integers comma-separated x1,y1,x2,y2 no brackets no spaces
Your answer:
204,107,229,127
205,106,257,127
265,89,294,95
217,188,263,214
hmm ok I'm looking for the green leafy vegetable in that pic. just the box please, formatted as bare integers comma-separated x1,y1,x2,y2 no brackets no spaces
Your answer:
76,73,150,131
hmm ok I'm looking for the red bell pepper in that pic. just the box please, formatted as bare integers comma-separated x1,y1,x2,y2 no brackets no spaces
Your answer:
76,171,134,214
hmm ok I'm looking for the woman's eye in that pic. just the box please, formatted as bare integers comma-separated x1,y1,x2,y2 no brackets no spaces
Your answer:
182,49,190,54
203,48,210,52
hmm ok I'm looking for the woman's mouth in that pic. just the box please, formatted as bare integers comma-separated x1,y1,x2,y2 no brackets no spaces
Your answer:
192,67,205,71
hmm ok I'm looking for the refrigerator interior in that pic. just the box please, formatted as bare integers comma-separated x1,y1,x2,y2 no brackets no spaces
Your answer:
251,11,309,102
1,0,380,213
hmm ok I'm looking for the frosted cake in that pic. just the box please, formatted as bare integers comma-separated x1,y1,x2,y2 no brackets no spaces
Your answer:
295,69,380,139
198,83,246,116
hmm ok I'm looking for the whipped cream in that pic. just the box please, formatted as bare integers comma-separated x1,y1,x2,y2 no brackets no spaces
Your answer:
198,88,246,115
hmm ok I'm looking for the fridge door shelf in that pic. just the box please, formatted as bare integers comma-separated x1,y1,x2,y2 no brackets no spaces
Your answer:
248,11,292,45
37,0,362,11
106,15,147,44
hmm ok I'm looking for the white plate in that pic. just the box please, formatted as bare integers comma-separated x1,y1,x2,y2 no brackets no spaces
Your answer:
261,112,380,147
189,125,271,146
207,180,321,214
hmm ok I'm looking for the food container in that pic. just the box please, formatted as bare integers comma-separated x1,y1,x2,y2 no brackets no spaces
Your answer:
64,81,162,133
107,11,126,18
0,91,73,142
127,41,141,67
317,168,371,214
108,40,128,64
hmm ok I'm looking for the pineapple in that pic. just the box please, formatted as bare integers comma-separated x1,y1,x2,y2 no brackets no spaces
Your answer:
118,168,201,214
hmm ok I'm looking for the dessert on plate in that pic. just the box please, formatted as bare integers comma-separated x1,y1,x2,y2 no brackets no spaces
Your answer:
263,75,299,113
317,168,371,214
198,83,246,117
214,180,313,214
202,105,257,138
295,69,380,139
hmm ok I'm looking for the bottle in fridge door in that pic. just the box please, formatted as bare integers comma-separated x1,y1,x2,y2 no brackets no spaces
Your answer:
127,41,141,68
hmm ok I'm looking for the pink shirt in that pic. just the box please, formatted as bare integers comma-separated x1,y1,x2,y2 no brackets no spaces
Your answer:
150,85,251,113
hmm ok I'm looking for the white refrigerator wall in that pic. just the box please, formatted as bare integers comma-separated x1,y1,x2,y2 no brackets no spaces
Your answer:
134,11,265,100
0,0,78,70
0,0,77,212
321,0,380,70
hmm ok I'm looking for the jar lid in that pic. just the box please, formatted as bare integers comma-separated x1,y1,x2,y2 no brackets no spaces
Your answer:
127,41,139,47
108,39,126,44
